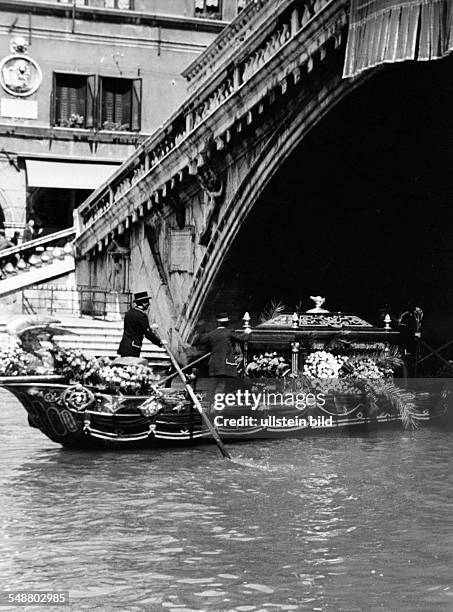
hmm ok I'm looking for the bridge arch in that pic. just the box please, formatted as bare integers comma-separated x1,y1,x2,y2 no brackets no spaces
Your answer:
184,54,453,339
182,65,371,338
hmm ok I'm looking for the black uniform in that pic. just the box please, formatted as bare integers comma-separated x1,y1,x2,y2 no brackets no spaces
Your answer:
202,327,248,377
118,307,162,357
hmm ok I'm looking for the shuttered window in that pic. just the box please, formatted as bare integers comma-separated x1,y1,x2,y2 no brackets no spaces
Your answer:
100,77,141,132
194,0,222,19
51,73,140,131
52,73,95,128
104,0,133,8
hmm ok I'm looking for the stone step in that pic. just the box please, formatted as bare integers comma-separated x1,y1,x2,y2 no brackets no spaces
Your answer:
0,315,170,366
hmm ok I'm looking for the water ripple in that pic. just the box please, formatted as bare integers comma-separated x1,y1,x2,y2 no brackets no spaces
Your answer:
0,391,452,611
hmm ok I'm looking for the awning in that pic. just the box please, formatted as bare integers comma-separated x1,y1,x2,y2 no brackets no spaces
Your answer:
343,0,452,79
25,160,120,190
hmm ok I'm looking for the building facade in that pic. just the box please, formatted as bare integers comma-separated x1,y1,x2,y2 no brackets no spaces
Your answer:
0,0,246,237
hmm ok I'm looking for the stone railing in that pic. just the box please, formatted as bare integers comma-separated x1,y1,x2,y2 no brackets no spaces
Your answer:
76,0,347,254
183,0,282,87
0,228,75,281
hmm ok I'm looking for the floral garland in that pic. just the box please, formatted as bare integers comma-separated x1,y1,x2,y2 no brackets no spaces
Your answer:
246,352,291,378
0,346,35,376
51,347,160,395
303,351,345,379
303,350,393,380
0,343,161,396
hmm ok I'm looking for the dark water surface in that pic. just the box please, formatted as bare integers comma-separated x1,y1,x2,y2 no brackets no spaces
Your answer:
1,389,452,612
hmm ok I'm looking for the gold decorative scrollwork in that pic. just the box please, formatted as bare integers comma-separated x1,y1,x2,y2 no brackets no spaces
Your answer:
62,384,95,412
43,391,61,404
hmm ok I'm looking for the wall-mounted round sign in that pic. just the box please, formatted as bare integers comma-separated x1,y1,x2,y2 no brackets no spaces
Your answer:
0,54,42,97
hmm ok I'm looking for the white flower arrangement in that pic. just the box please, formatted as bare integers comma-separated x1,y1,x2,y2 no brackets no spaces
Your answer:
303,351,344,379
246,352,290,378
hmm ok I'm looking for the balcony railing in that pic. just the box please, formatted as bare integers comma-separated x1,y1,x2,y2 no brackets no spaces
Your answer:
55,0,134,9
21,285,132,318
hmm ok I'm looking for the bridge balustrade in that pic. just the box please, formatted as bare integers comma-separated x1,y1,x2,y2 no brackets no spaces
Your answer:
76,0,347,254
0,228,75,281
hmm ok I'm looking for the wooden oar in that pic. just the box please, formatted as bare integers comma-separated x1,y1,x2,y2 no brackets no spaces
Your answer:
156,352,211,387
162,344,231,460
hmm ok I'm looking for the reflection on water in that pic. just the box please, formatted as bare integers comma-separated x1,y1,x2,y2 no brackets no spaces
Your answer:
0,389,452,611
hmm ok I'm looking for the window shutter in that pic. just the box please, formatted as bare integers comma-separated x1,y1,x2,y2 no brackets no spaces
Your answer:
85,74,96,128
103,86,115,126
76,83,85,117
131,78,142,131
60,83,69,124
115,91,124,124
98,76,104,128
50,72,57,126
100,78,114,128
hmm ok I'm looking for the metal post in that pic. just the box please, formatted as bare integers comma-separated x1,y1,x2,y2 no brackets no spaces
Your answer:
291,341,300,375
242,312,251,372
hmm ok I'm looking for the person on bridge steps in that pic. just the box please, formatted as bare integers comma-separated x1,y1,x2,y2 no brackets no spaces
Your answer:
117,291,164,358
23,219,36,243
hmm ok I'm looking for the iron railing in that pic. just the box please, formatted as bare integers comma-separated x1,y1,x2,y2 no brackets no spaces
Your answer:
20,285,132,318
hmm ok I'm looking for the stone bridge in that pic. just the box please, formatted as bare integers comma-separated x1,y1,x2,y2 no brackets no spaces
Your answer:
74,0,452,355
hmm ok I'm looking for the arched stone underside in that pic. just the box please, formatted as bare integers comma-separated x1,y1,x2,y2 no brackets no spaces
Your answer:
75,0,453,354
180,64,372,341
191,53,453,340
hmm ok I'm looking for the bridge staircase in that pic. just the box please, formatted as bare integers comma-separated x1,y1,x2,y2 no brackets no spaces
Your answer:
52,317,169,364
0,228,75,297
0,315,169,365
0,228,169,365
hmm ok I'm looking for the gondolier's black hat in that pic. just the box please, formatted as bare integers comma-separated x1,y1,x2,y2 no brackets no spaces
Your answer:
134,291,151,304
216,312,230,322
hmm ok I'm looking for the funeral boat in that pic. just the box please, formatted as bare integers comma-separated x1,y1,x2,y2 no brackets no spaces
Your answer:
0,309,450,449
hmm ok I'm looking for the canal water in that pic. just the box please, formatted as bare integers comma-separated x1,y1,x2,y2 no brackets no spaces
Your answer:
1,389,452,612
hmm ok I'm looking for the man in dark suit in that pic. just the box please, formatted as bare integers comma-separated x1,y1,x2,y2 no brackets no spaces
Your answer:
118,291,164,358
199,313,251,403
203,313,250,377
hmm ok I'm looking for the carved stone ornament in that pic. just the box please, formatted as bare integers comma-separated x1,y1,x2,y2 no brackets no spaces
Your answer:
10,36,29,54
197,164,223,199
197,164,224,246
0,53,42,97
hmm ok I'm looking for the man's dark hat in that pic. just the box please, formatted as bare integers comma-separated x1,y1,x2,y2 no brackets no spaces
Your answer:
216,312,230,322
134,291,151,304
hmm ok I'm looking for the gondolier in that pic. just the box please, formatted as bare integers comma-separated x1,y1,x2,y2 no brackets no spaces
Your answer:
118,291,164,358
